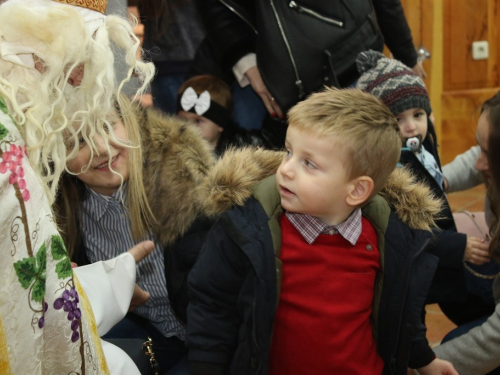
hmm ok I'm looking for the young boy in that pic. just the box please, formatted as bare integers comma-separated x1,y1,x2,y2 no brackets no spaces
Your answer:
176,74,284,156
356,51,493,325
186,88,456,374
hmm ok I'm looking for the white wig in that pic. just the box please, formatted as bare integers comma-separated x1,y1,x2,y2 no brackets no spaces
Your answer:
0,0,155,203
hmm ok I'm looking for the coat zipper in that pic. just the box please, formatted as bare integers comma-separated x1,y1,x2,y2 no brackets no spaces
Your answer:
270,0,305,99
218,0,258,34
390,237,431,373
289,1,344,27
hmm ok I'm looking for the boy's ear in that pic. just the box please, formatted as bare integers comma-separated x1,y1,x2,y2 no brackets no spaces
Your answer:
345,176,374,207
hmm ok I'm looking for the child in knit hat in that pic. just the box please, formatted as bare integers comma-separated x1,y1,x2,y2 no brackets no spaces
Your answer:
356,50,494,325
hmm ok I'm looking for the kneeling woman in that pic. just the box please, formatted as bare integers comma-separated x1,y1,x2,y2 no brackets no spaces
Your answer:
55,96,216,374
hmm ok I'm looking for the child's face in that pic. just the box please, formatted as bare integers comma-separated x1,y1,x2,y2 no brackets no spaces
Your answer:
395,108,428,140
276,125,353,225
67,119,130,196
178,111,223,149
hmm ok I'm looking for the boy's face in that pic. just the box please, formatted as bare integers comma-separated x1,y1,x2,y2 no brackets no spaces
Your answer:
178,111,223,149
395,108,428,140
276,125,353,225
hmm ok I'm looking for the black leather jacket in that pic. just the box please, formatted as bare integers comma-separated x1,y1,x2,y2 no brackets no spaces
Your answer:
197,0,418,111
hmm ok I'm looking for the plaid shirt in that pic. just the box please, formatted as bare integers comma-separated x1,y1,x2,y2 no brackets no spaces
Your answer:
285,208,362,245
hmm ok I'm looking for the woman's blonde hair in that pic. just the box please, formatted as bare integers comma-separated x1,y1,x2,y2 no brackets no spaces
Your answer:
288,88,401,196
56,96,155,258
0,0,154,204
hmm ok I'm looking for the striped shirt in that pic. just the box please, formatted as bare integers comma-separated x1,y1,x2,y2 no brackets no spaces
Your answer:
285,208,362,245
80,184,185,340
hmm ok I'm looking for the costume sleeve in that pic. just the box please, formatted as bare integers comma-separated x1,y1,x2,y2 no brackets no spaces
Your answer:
434,297,500,374
442,145,483,193
187,218,252,375
73,252,136,336
372,0,418,68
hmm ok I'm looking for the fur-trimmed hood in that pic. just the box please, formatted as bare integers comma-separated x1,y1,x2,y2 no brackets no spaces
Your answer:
142,111,442,245
137,106,216,246
198,147,442,231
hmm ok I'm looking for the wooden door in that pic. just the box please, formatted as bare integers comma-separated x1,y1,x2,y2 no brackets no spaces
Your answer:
400,0,500,164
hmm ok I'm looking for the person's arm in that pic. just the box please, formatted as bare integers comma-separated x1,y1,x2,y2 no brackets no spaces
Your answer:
187,218,251,375
434,297,500,374
196,0,256,73
442,145,483,193
372,0,418,68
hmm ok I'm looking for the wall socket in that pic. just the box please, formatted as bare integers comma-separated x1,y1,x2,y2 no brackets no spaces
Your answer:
472,41,489,60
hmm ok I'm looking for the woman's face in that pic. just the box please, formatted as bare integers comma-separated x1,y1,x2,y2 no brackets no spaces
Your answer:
67,119,130,196
475,111,491,181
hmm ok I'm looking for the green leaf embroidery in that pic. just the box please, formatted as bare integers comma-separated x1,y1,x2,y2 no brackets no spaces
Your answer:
31,245,47,302
51,235,67,260
14,244,47,302
36,243,47,275
55,259,72,280
0,97,7,114
13,257,37,289
0,123,7,141
31,275,46,302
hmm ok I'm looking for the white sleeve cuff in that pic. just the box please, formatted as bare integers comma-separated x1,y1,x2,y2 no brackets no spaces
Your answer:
232,53,257,87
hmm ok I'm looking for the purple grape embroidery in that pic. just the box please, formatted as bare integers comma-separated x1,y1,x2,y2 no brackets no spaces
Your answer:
53,286,81,342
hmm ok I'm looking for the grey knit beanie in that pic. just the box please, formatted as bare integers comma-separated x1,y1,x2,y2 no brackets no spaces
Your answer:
356,50,431,116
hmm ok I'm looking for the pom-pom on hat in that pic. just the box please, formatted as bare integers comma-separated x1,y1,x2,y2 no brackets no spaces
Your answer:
51,0,107,14
356,50,431,116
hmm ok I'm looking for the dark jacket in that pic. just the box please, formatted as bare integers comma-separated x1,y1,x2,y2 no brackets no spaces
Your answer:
399,118,467,304
215,121,287,157
197,0,418,111
186,155,442,374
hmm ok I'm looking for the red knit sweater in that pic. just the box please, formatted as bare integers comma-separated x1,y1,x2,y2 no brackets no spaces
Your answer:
268,214,384,374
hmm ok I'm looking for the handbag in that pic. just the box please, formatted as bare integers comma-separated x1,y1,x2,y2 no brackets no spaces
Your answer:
103,337,160,375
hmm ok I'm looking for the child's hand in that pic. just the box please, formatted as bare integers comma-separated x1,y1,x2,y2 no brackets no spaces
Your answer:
416,358,458,375
465,236,490,265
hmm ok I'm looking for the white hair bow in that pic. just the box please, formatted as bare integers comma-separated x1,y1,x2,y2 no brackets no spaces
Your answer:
180,87,211,115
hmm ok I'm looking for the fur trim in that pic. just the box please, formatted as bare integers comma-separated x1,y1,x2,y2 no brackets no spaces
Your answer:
380,167,443,231
200,147,284,216
138,106,216,245
201,149,442,231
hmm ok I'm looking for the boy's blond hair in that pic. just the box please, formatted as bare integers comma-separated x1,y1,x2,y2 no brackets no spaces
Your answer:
288,87,401,196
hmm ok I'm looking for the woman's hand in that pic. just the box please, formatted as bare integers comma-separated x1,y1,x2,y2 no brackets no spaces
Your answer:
245,66,284,119
465,236,490,265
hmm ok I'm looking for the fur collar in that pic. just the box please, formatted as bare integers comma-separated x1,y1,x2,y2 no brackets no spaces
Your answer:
137,106,216,246
200,147,442,231
140,107,442,245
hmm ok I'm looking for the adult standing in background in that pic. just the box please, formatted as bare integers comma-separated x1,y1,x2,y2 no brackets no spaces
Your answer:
130,0,206,114
197,0,425,126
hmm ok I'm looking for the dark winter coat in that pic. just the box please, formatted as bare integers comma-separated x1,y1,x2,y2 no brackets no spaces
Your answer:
399,118,467,304
185,149,443,374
